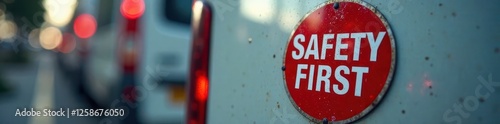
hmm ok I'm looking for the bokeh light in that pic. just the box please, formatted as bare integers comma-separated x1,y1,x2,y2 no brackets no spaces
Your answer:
43,0,78,27
120,0,145,19
73,14,97,39
28,28,42,49
57,33,76,53
0,20,17,40
40,26,62,50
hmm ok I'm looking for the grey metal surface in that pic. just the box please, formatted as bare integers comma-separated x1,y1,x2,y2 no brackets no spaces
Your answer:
207,0,500,123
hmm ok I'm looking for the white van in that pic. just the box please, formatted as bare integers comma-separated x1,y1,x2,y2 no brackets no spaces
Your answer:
187,0,500,123
138,0,192,123
57,0,192,123
85,0,193,123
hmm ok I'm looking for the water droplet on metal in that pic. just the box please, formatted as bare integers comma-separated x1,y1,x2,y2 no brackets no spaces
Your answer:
333,2,340,10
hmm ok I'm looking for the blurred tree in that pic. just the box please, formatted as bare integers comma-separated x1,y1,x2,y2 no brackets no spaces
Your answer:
6,0,45,29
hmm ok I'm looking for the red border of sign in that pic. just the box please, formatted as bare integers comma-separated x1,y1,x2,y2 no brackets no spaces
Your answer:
282,0,396,123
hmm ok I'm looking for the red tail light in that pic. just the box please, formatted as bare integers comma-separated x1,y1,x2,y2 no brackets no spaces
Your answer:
195,75,208,102
57,33,76,53
118,0,143,73
120,0,145,19
74,14,97,39
187,1,212,124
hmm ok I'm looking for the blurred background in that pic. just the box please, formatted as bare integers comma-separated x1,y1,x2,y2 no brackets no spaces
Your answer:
0,0,192,123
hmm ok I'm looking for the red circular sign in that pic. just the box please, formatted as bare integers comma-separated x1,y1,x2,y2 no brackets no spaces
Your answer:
283,1,395,123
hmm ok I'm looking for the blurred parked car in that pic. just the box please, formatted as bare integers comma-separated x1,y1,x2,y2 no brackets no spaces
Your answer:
55,0,192,123
138,0,192,123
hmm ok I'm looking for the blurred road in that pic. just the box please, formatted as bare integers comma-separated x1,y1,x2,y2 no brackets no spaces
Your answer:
0,51,101,124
